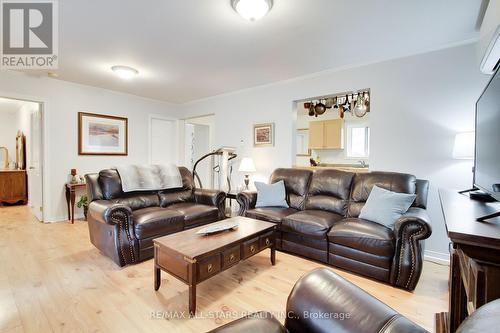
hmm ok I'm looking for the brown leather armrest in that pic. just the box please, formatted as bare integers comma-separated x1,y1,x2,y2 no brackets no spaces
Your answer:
391,207,432,291
237,191,257,216
194,189,226,219
88,200,133,225
285,268,428,333
87,200,137,266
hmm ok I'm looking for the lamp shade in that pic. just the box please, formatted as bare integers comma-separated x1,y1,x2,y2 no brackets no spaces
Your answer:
453,132,475,159
239,157,256,173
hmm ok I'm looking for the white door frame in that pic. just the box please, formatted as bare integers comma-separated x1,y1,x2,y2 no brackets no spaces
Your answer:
148,114,179,165
0,91,48,222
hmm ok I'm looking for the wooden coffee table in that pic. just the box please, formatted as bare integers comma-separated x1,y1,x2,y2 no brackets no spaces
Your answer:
153,216,276,316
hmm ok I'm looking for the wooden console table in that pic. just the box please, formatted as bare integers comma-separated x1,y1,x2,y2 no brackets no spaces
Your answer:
65,183,87,223
0,170,27,205
436,189,500,333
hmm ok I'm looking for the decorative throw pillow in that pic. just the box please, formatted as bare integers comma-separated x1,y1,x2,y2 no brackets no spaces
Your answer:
359,185,416,228
255,180,289,208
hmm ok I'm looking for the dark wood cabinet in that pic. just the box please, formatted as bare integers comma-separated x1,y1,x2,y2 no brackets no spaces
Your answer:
437,189,500,333
0,170,27,205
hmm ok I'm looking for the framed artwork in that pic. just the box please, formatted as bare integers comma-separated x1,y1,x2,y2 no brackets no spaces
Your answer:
78,112,128,155
254,123,275,147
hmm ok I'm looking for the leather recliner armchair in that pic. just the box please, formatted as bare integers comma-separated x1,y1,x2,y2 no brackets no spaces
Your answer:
208,268,500,333
85,167,226,266
237,168,431,290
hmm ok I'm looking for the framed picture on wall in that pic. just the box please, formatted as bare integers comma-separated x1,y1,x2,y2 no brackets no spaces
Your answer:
254,123,275,147
78,112,128,155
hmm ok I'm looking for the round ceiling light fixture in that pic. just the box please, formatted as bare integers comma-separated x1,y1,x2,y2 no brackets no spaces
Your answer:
111,65,139,80
232,0,273,21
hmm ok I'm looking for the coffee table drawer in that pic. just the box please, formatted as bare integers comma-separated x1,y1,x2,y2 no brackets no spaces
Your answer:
260,231,274,249
242,237,260,259
222,245,240,269
197,254,221,282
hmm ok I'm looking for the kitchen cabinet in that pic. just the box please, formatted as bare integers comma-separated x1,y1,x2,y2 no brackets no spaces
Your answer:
308,119,344,149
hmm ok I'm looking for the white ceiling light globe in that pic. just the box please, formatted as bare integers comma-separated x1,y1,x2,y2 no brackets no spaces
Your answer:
111,65,139,80
232,0,273,21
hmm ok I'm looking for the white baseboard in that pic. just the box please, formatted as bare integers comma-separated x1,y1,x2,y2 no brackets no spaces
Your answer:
424,250,450,265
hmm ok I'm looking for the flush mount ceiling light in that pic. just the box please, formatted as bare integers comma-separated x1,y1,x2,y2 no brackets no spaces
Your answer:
111,65,139,80
232,0,273,21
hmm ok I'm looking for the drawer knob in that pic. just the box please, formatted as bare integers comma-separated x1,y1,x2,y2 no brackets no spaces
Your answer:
265,238,270,246
229,254,235,261
207,264,213,273
250,245,256,253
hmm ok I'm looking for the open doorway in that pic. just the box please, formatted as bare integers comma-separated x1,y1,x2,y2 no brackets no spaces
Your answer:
183,114,215,188
0,97,44,221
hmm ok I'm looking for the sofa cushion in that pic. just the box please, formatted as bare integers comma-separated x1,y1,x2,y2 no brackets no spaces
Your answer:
158,167,194,206
359,185,416,228
348,172,417,217
167,202,219,227
111,194,160,211
305,169,355,215
133,207,184,239
270,168,313,210
282,210,343,238
245,207,298,224
255,180,289,208
328,218,395,257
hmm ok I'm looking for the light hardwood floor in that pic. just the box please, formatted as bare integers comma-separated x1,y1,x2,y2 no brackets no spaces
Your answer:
0,206,448,333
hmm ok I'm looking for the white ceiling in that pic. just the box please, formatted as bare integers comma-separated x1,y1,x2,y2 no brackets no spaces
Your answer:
46,0,483,103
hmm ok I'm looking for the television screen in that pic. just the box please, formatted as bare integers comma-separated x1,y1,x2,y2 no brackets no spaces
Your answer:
474,68,500,201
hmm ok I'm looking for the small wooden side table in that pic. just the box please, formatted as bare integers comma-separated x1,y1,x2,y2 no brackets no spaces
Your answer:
65,183,87,223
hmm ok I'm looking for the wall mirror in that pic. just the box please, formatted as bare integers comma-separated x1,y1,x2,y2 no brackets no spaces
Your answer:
16,131,26,170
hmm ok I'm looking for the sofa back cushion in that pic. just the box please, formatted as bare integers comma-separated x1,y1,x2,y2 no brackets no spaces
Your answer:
110,194,160,211
98,169,124,199
306,169,354,215
159,166,194,207
348,172,416,218
270,168,313,210
96,167,194,210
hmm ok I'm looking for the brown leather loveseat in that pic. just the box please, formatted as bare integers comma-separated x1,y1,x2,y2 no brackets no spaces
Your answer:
237,168,431,290
85,167,226,266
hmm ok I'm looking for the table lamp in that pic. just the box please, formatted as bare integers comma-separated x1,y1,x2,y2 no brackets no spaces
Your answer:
239,157,256,190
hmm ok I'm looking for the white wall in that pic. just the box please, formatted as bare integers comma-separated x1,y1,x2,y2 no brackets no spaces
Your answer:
0,71,181,222
181,43,491,261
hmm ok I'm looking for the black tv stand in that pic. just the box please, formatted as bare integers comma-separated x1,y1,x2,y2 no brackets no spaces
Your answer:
459,188,497,203
477,211,500,222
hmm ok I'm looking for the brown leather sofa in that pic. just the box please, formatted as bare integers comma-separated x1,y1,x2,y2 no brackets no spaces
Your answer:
85,167,226,266
237,168,432,290
208,267,500,333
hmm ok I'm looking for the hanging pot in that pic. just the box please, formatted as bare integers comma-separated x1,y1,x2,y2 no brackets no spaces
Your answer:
343,95,350,114
314,102,327,115
304,102,312,109
308,104,315,117
364,92,370,112
352,93,364,118
325,97,335,108
339,105,345,119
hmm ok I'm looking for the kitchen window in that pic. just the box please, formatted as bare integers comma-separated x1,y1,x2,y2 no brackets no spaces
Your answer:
346,124,370,158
